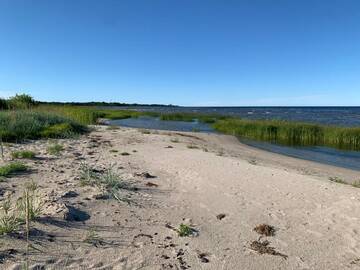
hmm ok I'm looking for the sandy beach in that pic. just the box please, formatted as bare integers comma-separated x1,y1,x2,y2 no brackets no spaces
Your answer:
1,126,360,270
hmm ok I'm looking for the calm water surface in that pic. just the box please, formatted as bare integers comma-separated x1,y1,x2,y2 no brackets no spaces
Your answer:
110,116,360,171
114,106,360,127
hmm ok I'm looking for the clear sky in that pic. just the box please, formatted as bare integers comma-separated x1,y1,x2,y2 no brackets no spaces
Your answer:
0,0,359,106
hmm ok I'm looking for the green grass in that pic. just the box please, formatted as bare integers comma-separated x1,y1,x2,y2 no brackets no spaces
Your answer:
79,163,133,203
0,162,28,178
11,150,36,159
177,224,193,237
213,119,360,151
0,110,87,142
0,197,20,235
47,144,64,156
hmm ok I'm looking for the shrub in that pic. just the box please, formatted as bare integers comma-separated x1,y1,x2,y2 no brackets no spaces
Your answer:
8,94,37,109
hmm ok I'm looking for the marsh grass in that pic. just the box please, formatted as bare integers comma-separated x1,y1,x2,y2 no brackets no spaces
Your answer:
0,110,87,142
11,150,36,159
213,119,360,151
47,144,64,156
0,162,28,178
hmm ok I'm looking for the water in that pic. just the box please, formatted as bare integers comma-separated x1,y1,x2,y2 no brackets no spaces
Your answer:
110,116,214,133
110,116,360,171
240,139,360,171
116,106,360,127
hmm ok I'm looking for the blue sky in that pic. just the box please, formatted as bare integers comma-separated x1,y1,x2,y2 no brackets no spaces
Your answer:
0,0,359,106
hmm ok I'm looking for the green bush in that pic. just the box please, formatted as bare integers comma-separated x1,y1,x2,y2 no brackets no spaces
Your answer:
8,94,37,109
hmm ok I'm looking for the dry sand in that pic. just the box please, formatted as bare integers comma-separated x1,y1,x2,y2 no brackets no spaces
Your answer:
1,126,360,270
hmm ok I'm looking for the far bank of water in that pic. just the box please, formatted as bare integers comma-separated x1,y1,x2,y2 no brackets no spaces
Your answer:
110,116,360,171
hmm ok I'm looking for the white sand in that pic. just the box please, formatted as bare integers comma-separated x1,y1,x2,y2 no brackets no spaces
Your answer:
1,126,360,269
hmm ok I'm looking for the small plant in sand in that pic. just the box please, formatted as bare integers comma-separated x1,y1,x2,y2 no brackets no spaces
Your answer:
0,196,20,235
187,144,199,149
0,162,28,179
16,181,42,222
106,125,119,130
140,129,151,134
79,163,98,186
47,143,64,156
11,150,36,159
79,163,132,203
177,224,194,237
121,152,130,156
351,180,360,188
109,149,118,153
329,176,347,184
170,138,179,143
83,228,103,246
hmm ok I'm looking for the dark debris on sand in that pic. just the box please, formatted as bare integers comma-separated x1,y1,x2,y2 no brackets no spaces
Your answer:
253,224,276,236
250,240,288,259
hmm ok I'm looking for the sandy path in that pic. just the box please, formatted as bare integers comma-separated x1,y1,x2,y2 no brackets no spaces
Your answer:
1,127,360,269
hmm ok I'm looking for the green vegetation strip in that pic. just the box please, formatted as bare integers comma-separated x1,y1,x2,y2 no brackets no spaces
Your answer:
213,119,360,151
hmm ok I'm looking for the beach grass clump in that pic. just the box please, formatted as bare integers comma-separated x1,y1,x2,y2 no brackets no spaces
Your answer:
0,110,87,142
0,162,28,178
0,197,20,235
11,150,36,159
177,224,194,237
213,119,360,151
79,164,132,202
187,144,199,149
16,182,42,222
47,144,64,156
329,176,347,184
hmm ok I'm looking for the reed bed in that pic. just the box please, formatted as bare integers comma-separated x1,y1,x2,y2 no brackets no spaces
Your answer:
0,110,87,142
213,119,360,151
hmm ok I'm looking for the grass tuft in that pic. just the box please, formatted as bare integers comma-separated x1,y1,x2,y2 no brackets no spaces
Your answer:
177,224,194,237
47,144,64,156
0,162,28,178
11,150,36,159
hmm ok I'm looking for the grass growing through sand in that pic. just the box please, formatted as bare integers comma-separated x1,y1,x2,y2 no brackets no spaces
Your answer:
79,163,133,202
0,197,20,235
47,144,64,156
0,162,28,178
177,224,193,237
11,150,36,159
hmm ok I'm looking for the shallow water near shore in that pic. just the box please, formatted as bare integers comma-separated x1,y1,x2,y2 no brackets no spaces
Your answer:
110,117,360,171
